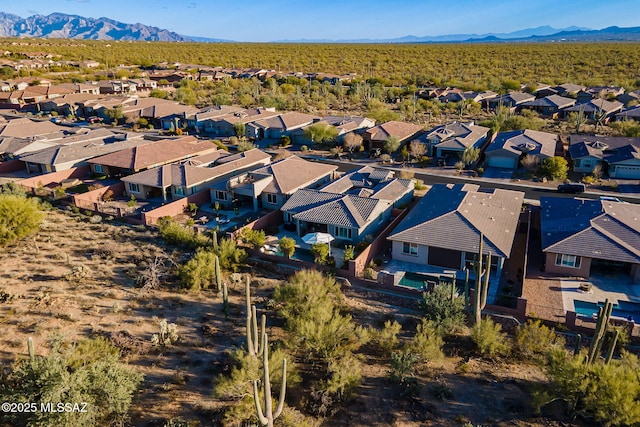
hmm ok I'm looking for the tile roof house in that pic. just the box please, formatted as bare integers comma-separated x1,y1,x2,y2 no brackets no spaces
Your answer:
420,121,490,158
18,130,148,174
206,107,280,137
568,135,640,178
540,197,640,283
362,120,424,151
280,189,392,244
122,148,271,201
186,105,245,132
246,112,319,140
576,86,626,104
520,94,576,117
485,129,560,169
210,155,337,211
87,136,222,178
280,165,414,244
615,105,640,122
0,117,64,139
291,115,375,145
565,99,624,121
487,92,535,110
617,90,640,106
320,165,415,207
387,183,524,284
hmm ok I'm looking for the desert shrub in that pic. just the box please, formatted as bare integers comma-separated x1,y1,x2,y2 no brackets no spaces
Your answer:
151,319,179,347
375,320,402,356
216,237,246,271
419,282,466,334
0,194,44,246
278,236,295,258
407,319,444,363
514,319,565,361
545,350,640,426
213,347,297,426
239,228,266,249
157,217,209,248
0,337,142,427
212,139,229,151
414,179,427,190
471,318,510,358
363,267,376,280
275,270,368,412
540,156,569,181
342,245,356,263
388,350,420,389
300,145,308,151
179,249,217,290
310,242,330,265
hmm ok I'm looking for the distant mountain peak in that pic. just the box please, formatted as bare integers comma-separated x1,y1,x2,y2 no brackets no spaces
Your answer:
0,12,191,41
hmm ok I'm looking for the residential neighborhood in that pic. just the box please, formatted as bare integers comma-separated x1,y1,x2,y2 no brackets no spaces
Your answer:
2,38,640,427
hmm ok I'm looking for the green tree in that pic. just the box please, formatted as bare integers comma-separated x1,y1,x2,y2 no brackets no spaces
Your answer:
0,337,142,427
343,132,363,154
239,228,266,249
105,105,124,124
419,282,466,334
233,122,246,138
540,156,569,181
383,136,401,154
0,194,43,246
310,242,330,265
462,147,480,166
546,350,640,426
216,237,247,271
471,318,510,357
179,249,218,290
514,319,565,362
278,236,295,259
149,88,168,99
304,123,339,146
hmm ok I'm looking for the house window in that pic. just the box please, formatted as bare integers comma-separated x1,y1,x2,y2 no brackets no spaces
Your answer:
266,193,278,205
93,164,103,174
555,254,582,269
174,187,184,196
128,183,140,193
583,160,592,169
574,159,581,168
402,242,418,256
335,227,351,239
464,251,476,270
215,190,227,201
190,186,197,194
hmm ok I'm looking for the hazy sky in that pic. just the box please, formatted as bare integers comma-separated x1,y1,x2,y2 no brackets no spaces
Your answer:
2,0,639,41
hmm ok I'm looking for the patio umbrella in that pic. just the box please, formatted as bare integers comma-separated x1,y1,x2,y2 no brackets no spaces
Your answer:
301,232,335,245
302,232,334,256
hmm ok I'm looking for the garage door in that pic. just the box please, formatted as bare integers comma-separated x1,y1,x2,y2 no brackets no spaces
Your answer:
487,155,517,169
613,166,640,179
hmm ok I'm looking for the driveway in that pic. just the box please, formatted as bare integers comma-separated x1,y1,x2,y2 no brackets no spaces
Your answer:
482,167,514,180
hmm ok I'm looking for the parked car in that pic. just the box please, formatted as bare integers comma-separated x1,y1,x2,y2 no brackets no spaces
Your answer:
557,183,586,194
88,116,102,124
600,196,627,203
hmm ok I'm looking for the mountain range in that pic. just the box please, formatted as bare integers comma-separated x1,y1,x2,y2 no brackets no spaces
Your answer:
0,12,191,41
1,12,640,43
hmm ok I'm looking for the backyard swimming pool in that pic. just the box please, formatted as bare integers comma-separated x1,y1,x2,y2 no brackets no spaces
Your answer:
573,299,640,323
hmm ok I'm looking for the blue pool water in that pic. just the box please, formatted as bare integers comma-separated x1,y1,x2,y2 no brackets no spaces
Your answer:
573,299,640,322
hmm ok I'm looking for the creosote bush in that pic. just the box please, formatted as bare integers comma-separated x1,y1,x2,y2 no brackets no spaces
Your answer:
471,318,510,358
0,193,44,246
0,337,142,427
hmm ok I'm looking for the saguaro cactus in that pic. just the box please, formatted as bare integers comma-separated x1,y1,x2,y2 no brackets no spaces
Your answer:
27,337,35,359
245,275,265,357
214,254,222,293
222,282,229,318
587,299,613,365
253,332,286,427
473,233,491,325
